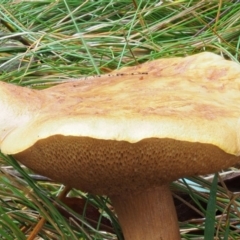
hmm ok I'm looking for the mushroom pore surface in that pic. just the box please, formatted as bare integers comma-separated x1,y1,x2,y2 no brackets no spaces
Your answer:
14,135,239,196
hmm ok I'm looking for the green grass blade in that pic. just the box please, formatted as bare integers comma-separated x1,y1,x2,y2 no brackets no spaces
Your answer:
204,173,218,240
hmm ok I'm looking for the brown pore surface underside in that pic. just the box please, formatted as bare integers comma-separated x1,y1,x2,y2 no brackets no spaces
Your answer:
14,135,240,196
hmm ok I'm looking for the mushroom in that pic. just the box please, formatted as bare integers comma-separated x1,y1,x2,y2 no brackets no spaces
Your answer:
1,52,240,239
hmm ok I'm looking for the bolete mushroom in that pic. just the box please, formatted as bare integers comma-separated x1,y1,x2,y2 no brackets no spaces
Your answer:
1,52,240,239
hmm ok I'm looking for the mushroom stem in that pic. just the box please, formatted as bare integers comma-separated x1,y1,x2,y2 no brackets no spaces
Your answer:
111,184,180,240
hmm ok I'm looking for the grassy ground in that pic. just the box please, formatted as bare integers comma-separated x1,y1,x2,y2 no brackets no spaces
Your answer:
1,0,240,239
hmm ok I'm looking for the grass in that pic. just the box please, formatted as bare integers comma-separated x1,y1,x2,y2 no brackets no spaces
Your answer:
1,0,240,239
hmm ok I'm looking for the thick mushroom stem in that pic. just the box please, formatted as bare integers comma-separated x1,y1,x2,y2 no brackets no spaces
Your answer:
111,185,180,240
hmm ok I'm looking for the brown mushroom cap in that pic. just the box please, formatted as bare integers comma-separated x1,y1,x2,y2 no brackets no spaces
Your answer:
1,52,240,196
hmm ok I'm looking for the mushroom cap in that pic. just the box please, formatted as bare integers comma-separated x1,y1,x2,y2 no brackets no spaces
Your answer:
1,52,240,195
